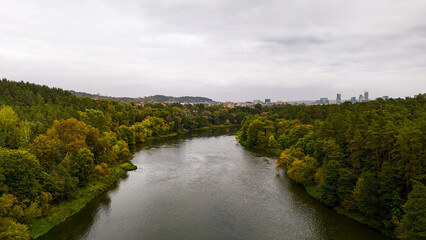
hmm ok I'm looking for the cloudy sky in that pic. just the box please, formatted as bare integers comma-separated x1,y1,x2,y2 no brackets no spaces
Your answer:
0,0,425,101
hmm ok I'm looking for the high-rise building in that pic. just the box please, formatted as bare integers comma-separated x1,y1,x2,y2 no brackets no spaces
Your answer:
359,94,363,102
265,99,271,104
336,94,342,104
364,91,369,102
351,97,357,104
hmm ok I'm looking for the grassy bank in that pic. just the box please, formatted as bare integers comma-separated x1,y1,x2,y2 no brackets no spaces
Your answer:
28,162,137,239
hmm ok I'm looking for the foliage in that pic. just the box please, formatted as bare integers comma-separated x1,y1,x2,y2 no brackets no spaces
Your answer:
400,182,426,239
0,79,256,238
237,94,426,238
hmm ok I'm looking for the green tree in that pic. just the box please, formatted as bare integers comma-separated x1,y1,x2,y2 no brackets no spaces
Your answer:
286,155,318,185
30,134,60,168
400,182,426,239
118,125,135,145
78,109,110,132
337,168,357,208
0,106,20,149
321,160,341,206
70,148,94,187
0,149,42,199
358,171,381,228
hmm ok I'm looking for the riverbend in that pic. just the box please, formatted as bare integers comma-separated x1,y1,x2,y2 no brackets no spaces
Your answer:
39,130,390,240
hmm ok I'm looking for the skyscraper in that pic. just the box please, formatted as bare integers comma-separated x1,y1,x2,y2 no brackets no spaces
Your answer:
359,94,363,102
336,94,342,104
364,91,369,102
351,97,357,104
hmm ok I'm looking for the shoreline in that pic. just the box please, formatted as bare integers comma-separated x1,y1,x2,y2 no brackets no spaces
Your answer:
29,125,240,239
237,142,395,239
29,162,137,239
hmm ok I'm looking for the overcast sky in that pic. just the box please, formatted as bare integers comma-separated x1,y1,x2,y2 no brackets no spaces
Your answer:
0,0,425,101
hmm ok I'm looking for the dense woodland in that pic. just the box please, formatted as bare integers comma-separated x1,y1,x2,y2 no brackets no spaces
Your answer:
0,79,424,239
0,79,255,239
237,94,425,239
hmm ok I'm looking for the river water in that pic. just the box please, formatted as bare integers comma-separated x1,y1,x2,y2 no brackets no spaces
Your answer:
40,129,390,240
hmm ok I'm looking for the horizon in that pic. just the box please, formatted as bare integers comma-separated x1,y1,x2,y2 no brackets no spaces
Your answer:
2,78,422,103
1,1,425,101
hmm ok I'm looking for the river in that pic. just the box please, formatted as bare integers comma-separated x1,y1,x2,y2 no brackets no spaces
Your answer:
39,129,390,240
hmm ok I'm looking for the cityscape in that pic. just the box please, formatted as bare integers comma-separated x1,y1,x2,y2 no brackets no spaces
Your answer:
221,91,395,108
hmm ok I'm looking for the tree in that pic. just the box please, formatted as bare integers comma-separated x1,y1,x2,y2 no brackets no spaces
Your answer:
0,149,42,199
286,155,318,185
347,130,363,171
318,139,344,164
400,182,426,239
112,140,133,163
246,119,264,147
46,118,90,155
358,171,381,228
118,125,135,145
337,168,357,208
0,106,20,149
321,160,341,206
70,148,94,187
78,109,110,132
18,121,34,149
0,217,31,240
30,134,60,168
395,124,424,193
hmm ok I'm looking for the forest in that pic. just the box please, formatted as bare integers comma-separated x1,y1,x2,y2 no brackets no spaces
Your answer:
0,79,424,239
0,79,254,239
237,94,425,239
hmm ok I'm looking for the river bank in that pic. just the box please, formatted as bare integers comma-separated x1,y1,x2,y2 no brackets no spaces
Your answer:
37,134,390,240
28,162,137,239
237,141,395,239
30,125,240,239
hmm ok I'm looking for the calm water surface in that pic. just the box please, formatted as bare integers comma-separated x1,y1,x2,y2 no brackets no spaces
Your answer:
40,129,390,240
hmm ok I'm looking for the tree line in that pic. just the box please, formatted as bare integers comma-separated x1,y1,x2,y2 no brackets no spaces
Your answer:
237,94,425,239
0,79,255,239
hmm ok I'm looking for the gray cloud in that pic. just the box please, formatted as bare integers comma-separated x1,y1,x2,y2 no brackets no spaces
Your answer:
0,0,425,101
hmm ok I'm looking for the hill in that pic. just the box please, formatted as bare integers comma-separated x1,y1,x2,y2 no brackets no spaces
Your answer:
69,91,215,103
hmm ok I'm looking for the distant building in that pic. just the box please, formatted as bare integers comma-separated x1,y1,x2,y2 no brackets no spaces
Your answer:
351,97,357,104
319,97,329,105
253,99,262,104
336,94,342,104
359,94,363,102
383,96,389,100
364,91,369,102
265,99,271,104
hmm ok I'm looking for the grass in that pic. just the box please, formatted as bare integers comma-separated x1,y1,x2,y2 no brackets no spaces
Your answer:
304,185,321,200
121,162,138,171
28,161,137,239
